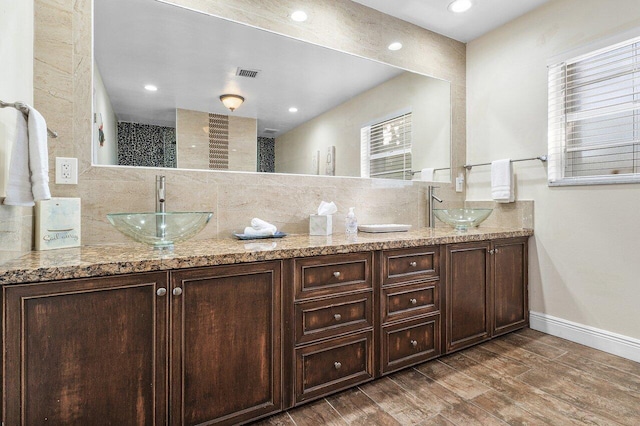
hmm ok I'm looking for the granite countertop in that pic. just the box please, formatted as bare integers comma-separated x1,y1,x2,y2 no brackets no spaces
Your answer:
0,227,533,285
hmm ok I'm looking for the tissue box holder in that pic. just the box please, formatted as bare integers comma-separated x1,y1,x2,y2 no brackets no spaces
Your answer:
309,214,333,236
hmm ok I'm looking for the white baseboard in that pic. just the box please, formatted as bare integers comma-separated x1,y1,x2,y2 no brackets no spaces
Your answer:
529,311,640,363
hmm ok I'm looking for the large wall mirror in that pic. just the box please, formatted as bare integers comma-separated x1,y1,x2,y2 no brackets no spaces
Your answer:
93,0,452,182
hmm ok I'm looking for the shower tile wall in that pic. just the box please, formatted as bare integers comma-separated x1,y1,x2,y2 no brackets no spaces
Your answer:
209,114,229,170
258,137,275,173
117,122,176,168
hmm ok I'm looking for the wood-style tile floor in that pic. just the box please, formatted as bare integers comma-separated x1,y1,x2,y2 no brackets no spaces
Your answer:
253,328,640,425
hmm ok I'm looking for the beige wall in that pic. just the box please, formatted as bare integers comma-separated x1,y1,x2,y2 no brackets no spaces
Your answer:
0,0,34,252
466,0,640,339
276,72,450,178
228,115,257,172
33,0,466,245
176,108,209,170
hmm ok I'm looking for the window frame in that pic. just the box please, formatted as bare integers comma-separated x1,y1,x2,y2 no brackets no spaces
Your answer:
548,31,640,187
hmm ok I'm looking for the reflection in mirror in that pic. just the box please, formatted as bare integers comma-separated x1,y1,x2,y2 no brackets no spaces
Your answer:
93,0,451,181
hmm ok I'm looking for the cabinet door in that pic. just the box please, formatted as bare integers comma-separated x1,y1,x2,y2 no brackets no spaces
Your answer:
445,242,491,353
3,272,169,425
492,238,528,336
170,261,282,426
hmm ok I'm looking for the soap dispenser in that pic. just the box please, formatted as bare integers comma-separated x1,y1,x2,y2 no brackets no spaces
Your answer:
345,207,358,234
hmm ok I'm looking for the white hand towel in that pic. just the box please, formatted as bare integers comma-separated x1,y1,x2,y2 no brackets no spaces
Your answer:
243,217,277,236
4,105,51,206
491,159,515,203
420,168,435,181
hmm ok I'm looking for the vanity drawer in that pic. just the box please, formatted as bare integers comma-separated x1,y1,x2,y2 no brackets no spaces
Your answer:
382,247,439,286
381,315,440,374
295,291,373,344
381,281,439,324
294,252,372,300
295,331,373,403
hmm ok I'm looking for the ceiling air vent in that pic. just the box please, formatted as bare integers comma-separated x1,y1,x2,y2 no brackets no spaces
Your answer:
263,128,279,134
236,67,260,78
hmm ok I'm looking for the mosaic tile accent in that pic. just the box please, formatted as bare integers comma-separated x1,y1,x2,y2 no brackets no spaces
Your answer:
209,113,229,170
258,137,275,173
117,122,176,168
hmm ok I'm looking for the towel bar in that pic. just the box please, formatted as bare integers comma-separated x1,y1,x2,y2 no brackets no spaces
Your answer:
464,155,547,170
0,100,58,138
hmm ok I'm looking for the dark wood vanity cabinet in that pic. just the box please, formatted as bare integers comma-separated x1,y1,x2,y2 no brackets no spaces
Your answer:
379,246,442,374
445,237,528,353
1,236,529,425
3,272,169,425
3,261,282,426
289,252,375,405
170,261,282,425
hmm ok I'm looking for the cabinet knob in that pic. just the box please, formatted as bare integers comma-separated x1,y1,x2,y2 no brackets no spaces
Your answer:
409,261,417,267
334,361,342,370
156,288,167,297
333,271,341,278
334,313,342,321
410,298,417,305
489,249,495,255
494,248,499,254
410,340,418,348
172,287,183,296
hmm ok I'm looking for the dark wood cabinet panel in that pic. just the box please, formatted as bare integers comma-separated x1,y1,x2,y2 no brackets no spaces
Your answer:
381,315,441,374
382,246,439,286
295,331,373,403
170,261,282,426
295,291,373,344
294,252,373,299
493,238,529,336
3,272,169,425
446,242,491,353
381,280,439,323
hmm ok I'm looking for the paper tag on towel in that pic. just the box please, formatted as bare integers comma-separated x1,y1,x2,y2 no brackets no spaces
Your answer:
35,198,81,250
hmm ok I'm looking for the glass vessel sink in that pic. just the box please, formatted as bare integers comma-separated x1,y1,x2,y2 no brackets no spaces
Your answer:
107,212,213,249
433,208,493,231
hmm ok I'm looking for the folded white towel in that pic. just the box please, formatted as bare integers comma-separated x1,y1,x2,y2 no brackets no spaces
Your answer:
4,104,51,206
243,217,277,236
491,159,515,203
420,168,435,181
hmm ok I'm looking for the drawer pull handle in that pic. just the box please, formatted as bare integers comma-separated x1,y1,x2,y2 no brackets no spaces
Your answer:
334,361,342,370
410,298,417,305
410,340,418,348
334,313,342,321
333,271,341,278
156,288,167,297
409,261,417,267
173,287,183,296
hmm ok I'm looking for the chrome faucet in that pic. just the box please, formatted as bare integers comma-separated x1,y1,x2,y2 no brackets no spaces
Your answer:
156,176,166,240
156,175,166,213
428,185,443,228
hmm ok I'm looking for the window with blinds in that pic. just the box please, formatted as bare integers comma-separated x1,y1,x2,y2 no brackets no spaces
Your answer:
360,112,412,180
548,35,640,185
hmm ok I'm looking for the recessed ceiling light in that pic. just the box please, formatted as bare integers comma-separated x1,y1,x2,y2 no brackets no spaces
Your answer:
448,0,473,13
144,84,158,92
291,10,307,22
388,42,403,51
289,107,298,113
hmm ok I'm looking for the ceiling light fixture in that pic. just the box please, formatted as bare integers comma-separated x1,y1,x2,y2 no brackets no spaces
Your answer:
448,0,473,13
219,94,244,112
144,84,158,92
291,10,308,22
388,42,403,51
289,107,298,113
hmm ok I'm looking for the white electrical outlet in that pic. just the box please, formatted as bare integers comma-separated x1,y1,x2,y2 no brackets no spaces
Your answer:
55,157,78,184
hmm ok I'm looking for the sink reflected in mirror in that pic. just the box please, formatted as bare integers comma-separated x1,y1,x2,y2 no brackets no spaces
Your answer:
107,212,213,249
433,208,493,232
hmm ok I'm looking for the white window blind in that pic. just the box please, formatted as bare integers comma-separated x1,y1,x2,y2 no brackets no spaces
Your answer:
548,36,640,186
360,112,412,180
